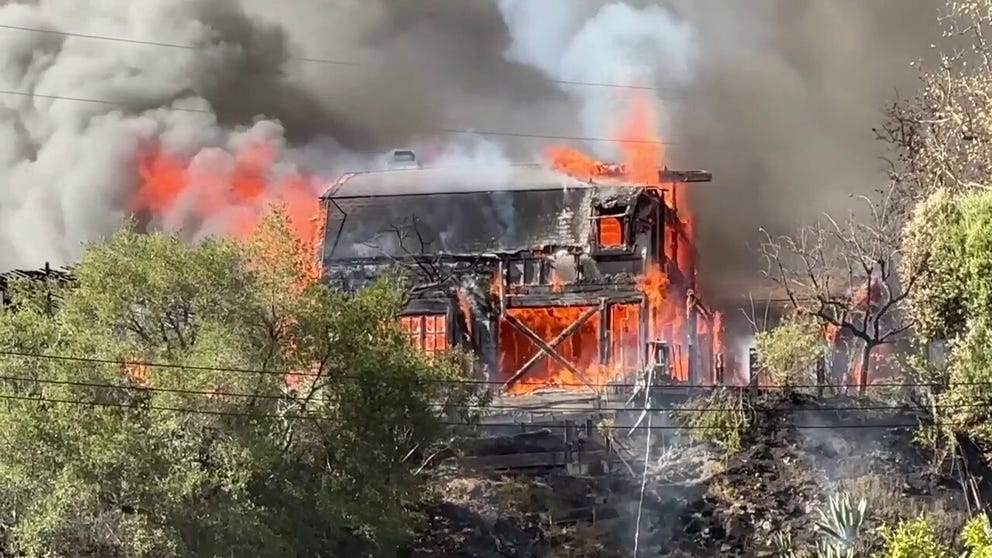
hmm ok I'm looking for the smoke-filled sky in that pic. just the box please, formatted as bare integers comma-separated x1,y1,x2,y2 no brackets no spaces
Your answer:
0,0,944,299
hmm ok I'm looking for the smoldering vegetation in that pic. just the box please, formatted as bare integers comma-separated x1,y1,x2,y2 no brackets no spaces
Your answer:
414,391,969,557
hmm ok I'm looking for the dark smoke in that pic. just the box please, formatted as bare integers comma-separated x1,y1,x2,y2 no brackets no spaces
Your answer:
664,0,943,302
0,0,946,286
240,0,580,154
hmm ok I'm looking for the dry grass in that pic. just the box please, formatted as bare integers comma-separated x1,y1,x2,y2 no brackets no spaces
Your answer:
840,473,968,546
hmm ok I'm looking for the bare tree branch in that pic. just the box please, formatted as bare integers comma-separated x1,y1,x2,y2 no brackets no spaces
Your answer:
760,184,929,393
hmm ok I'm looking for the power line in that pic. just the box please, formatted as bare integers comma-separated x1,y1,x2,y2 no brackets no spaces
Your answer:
0,23,362,66
0,88,211,113
0,391,930,430
0,350,992,404
1,347,986,391
0,23,679,93
0,369,974,414
0,87,675,145
437,127,675,145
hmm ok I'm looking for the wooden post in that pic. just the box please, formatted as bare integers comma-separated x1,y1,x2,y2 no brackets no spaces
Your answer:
563,420,575,465
748,347,760,395
816,358,825,397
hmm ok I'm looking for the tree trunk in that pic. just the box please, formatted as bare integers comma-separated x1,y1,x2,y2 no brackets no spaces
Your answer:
858,343,873,395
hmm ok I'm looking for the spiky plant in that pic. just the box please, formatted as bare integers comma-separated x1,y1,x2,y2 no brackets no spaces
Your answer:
811,539,857,558
772,532,805,558
814,492,867,551
772,529,859,558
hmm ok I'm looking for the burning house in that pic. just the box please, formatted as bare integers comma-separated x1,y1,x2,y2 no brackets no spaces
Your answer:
321,154,724,394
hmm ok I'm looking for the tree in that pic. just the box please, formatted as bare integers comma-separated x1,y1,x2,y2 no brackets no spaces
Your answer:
754,313,823,391
0,213,478,557
874,0,992,208
882,0,992,465
902,190,992,456
759,188,922,394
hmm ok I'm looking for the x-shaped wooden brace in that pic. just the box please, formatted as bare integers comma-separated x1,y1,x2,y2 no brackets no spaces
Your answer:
501,306,600,391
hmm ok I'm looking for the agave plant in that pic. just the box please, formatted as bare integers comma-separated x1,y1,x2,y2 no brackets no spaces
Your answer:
811,539,857,558
814,492,868,550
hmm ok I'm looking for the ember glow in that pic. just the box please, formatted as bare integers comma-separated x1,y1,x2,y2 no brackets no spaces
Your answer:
501,307,601,395
132,140,325,284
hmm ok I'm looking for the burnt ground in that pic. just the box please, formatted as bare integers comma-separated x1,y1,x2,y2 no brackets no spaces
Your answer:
409,392,971,557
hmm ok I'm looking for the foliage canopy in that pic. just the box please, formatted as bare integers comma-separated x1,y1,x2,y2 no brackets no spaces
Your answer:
0,214,477,557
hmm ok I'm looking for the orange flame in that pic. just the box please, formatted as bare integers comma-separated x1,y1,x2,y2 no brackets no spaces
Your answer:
713,311,725,356
638,264,669,310
539,91,701,386
502,306,601,395
824,323,841,345
124,360,150,386
456,288,474,337
615,93,665,186
544,146,628,181
490,268,503,299
550,270,566,293
132,140,325,285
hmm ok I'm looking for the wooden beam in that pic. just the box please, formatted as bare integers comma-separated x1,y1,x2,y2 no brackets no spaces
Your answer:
502,307,599,390
458,449,617,470
507,292,642,308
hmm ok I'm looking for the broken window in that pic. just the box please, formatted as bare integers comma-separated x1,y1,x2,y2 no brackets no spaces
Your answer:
399,314,448,355
598,217,626,248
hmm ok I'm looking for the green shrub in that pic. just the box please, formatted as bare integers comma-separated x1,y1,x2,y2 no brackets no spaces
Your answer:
961,515,992,557
755,313,824,389
669,390,750,453
876,516,951,558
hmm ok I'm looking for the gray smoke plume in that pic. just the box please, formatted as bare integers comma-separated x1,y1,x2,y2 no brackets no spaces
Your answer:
0,0,325,269
496,0,696,157
0,0,947,295
665,0,944,303
0,0,552,270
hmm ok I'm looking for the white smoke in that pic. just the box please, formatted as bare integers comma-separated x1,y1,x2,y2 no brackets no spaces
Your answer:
496,0,698,157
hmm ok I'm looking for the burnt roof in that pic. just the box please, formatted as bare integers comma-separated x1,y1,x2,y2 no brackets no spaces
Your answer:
0,267,73,284
322,164,714,200
0,266,74,305
323,163,590,199
321,165,645,262
324,189,597,261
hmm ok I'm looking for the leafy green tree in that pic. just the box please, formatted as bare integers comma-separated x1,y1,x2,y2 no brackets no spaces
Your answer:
961,515,992,557
901,191,992,454
0,214,477,557
755,313,824,390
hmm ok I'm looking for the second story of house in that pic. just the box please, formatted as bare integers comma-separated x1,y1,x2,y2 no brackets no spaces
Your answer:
319,161,703,293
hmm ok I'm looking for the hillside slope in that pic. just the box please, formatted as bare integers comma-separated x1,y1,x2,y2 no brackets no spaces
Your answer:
411,392,969,557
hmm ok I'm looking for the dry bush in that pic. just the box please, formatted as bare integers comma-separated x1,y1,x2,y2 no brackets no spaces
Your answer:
669,389,751,453
840,474,967,546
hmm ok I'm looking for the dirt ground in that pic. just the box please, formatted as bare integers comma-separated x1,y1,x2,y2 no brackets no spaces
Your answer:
409,392,970,557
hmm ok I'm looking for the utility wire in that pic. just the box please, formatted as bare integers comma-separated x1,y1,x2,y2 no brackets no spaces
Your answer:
0,23,680,93
0,365,976,416
0,391,932,430
0,369,976,414
0,88,212,113
0,87,676,145
435,127,676,145
0,348,977,390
